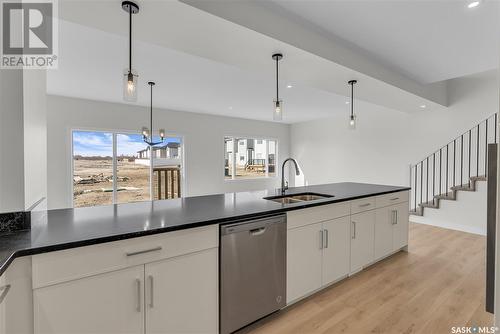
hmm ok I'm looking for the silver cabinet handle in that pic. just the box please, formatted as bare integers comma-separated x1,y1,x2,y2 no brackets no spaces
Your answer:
391,210,398,225
126,246,162,257
324,229,329,249
319,229,324,249
135,279,141,312
352,222,357,239
0,284,11,304
359,203,371,207
148,275,154,308
390,197,400,201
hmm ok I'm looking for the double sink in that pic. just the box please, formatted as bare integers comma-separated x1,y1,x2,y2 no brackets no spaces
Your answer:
264,192,334,204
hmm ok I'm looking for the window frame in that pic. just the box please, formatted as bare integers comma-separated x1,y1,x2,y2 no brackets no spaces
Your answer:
70,128,186,208
223,134,279,181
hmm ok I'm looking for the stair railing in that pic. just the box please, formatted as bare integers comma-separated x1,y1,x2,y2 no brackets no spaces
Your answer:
410,112,498,214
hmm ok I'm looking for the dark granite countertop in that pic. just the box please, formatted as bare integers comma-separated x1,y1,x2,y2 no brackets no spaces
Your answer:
0,182,410,276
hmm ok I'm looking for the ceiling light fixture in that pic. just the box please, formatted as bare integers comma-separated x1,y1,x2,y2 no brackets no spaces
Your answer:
122,1,139,102
287,84,293,88
348,80,357,130
142,82,165,146
420,104,427,109
468,1,481,8
272,53,284,121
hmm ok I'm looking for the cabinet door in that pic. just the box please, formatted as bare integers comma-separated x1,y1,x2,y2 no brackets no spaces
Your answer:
393,202,409,250
374,207,395,260
34,265,144,334
0,257,33,334
322,217,350,286
287,222,323,303
145,248,218,334
350,210,375,273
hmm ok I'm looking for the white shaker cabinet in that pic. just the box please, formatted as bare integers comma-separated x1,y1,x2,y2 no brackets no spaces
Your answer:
287,213,351,304
393,202,409,250
374,200,410,260
374,206,396,260
350,210,375,273
0,257,33,334
34,265,145,334
321,216,350,286
32,225,219,334
286,222,323,303
145,248,218,334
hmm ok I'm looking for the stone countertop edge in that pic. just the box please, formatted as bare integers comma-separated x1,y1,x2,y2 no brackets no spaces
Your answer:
0,182,410,277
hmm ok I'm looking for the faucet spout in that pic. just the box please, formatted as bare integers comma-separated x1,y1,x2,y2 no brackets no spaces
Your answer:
281,158,300,195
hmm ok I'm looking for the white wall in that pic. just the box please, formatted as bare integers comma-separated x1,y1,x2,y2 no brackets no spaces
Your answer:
291,103,413,187
0,70,48,213
23,70,47,210
291,70,498,234
47,95,290,209
0,70,25,212
409,70,499,162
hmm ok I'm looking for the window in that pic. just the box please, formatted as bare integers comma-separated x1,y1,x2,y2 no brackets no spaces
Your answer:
72,130,183,208
224,136,277,179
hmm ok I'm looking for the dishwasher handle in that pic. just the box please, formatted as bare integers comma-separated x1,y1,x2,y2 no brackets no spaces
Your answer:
221,215,286,235
250,227,266,236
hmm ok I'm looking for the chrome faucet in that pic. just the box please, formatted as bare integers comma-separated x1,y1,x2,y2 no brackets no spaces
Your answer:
281,158,300,194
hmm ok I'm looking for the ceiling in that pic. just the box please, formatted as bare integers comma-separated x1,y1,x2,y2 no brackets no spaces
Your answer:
48,20,353,123
266,0,499,84
47,0,497,124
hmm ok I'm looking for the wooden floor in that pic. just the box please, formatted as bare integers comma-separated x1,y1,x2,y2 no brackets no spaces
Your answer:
242,223,493,334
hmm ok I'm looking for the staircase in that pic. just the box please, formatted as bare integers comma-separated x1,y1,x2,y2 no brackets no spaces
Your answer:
410,113,498,217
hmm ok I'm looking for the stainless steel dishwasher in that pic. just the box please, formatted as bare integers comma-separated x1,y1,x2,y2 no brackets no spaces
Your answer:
220,214,286,334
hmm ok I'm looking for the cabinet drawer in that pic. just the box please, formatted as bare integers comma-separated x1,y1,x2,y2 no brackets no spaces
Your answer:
350,197,376,214
287,202,350,229
376,191,409,208
32,225,218,289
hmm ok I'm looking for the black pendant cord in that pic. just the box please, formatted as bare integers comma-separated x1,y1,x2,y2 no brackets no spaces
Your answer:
350,83,354,118
150,84,153,140
276,57,279,101
348,80,357,118
129,8,132,74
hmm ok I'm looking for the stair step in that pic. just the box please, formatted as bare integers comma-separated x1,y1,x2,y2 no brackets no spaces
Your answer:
450,185,475,192
410,209,423,217
420,201,439,209
470,175,487,182
434,192,456,200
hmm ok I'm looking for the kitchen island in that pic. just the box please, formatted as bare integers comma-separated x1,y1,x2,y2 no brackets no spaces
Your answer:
0,182,410,334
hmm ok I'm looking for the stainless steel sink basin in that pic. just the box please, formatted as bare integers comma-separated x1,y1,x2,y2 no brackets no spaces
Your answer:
266,197,304,204
289,194,331,201
264,192,333,204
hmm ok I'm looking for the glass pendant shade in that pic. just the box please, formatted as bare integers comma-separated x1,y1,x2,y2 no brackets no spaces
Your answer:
273,99,283,121
141,126,150,139
123,68,138,102
349,114,356,130
159,129,165,140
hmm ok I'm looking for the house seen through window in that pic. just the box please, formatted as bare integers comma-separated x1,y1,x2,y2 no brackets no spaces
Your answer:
224,137,277,179
72,130,183,208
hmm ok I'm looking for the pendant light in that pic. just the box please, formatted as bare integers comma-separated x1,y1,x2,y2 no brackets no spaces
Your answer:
348,80,357,129
272,53,283,121
122,1,139,102
142,82,165,146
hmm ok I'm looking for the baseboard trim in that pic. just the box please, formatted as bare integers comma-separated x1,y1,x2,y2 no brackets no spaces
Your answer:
409,218,486,236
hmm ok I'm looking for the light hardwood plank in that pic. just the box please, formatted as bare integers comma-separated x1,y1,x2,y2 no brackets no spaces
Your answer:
241,223,493,334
